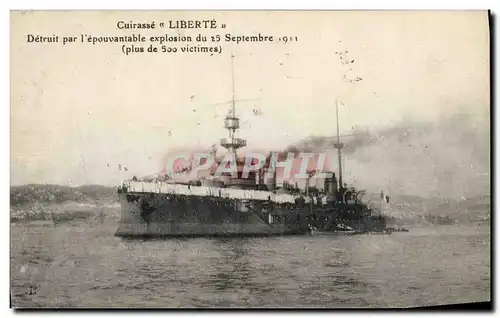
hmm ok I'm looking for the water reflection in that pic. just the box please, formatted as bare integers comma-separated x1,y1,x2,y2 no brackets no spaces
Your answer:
11,223,491,308
209,238,253,292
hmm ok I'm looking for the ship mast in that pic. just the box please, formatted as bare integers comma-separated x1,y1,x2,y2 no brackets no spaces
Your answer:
231,54,236,118
220,54,246,156
334,46,359,192
334,98,344,190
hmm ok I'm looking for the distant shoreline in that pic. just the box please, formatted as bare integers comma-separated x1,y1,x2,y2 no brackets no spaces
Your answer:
10,184,117,207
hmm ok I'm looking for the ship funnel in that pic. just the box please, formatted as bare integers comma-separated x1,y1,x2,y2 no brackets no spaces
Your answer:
323,172,338,198
264,167,277,191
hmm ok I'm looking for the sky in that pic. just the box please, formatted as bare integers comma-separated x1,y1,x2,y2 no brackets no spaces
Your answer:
10,11,490,190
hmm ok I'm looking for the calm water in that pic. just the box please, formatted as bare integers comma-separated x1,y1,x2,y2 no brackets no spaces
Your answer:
10,219,490,308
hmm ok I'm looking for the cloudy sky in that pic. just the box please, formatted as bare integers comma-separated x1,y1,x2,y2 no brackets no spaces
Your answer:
11,11,490,188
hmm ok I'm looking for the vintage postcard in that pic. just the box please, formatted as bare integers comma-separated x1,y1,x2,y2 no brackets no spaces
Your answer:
10,10,490,308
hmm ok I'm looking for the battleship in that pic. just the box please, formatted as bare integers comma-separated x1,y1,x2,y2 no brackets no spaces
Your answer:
115,57,391,238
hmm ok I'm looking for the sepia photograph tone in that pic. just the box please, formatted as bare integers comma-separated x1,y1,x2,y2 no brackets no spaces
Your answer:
10,10,491,308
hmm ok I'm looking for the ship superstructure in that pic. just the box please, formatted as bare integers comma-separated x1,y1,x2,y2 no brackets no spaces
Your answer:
115,56,389,237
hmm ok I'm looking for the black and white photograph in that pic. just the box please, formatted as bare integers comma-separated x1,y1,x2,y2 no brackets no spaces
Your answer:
9,10,491,308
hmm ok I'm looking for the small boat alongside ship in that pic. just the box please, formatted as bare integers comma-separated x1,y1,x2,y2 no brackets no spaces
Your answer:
309,224,360,236
308,224,408,236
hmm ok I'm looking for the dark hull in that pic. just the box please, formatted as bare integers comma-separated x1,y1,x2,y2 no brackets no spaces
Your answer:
116,192,311,237
116,192,386,237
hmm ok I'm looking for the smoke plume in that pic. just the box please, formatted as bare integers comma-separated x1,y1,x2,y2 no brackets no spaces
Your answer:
287,110,490,199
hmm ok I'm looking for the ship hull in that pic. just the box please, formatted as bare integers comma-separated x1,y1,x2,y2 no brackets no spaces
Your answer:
116,192,310,237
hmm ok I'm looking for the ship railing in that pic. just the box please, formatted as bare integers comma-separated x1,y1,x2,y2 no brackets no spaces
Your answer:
125,180,300,203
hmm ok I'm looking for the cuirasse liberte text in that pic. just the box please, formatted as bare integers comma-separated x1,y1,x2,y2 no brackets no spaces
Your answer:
117,20,219,29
